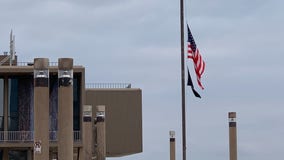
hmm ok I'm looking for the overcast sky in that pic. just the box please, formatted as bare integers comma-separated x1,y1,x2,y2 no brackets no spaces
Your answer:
1,0,284,160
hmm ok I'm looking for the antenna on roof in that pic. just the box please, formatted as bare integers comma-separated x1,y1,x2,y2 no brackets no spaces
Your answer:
9,29,16,65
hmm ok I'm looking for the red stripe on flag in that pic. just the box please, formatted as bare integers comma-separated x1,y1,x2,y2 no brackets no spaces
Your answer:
187,42,205,89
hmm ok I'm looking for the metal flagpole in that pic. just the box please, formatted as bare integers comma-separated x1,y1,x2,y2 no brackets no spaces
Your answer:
179,0,186,160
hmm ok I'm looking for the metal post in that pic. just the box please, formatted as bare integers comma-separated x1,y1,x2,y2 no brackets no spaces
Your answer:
58,58,74,160
34,58,50,160
96,105,106,160
179,0,186,159
170,131,176,160
229,112,237,160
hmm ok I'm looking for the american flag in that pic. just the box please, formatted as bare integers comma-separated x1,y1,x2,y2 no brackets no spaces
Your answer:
187,25,205,89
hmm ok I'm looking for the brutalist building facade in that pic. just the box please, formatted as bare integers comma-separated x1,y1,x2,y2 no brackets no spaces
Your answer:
0,55,142,160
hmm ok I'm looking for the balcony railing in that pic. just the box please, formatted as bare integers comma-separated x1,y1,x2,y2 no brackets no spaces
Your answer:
0,131,81,142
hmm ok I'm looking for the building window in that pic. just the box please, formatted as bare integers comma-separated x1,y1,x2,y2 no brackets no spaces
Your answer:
5,73,81,132
73,74,81,131
0,79,3,131
49,73,81,131
8,76,34,131
50,74,58,132
9,150,27,160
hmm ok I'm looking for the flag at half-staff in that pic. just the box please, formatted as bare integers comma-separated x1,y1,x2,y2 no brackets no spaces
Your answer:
187,24,205,90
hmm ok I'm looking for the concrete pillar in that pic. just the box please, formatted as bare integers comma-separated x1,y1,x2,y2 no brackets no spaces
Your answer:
3,148,9,160
27,148,32,160
96,105,106,160
33,58,49,160
82,105,93,160
229,112,237,160
58,58,74,160
169,131,176,160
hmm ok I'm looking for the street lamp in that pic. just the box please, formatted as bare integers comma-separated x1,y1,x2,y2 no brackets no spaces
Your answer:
58,69,73,87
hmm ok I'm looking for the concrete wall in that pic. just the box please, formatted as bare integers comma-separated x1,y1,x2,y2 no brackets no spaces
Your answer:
85,88,142,157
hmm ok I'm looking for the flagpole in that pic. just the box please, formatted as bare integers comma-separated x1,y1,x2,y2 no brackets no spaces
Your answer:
179,0,187,160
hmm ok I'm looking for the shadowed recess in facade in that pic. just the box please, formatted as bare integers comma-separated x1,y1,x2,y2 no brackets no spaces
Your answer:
0,74,81,133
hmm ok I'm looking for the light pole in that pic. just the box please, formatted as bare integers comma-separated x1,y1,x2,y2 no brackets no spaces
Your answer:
229,112,238,160
96,105,106,160
169,131,176,160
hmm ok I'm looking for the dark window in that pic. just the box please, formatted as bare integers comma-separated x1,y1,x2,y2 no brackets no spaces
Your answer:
5,73,81,132
8,76,34,131
49,73,81,131
50,75,58,132
8,78,19,131
9,150,27,160
73,74,81,131
0,79,3,131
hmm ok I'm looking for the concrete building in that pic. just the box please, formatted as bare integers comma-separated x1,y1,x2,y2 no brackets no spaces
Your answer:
0,54,142,159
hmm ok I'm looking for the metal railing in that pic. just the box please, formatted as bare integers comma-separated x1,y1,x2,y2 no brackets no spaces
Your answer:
0,131,81,142
16,62,80,67
16,62,58,66
49,131,81,142
0,131,33,142
73,131,81,142
86,83,131,89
